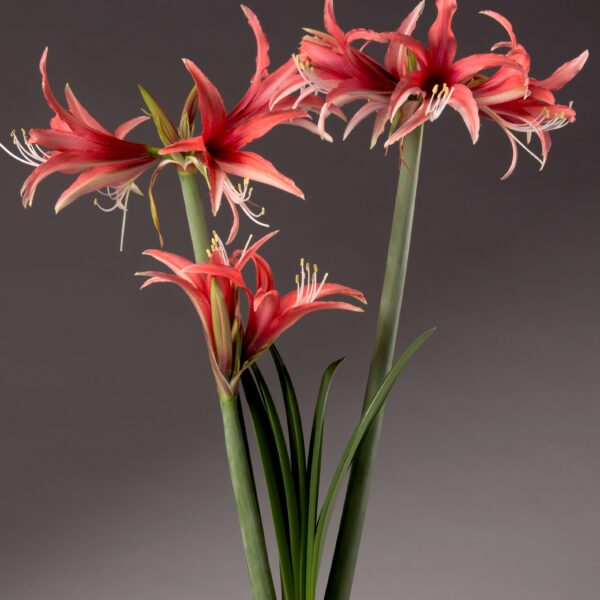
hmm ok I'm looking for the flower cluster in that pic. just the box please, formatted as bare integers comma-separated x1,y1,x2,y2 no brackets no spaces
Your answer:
286,0,588,177
138,232,366,397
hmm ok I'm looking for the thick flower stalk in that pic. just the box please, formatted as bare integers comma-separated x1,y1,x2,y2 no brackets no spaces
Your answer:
161,6,329,243
0,49,158,248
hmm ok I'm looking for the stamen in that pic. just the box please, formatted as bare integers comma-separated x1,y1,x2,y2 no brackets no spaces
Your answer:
425,83,455,121
208,231,229,263
294,259,329,305
93,182,135,252
0,129,49,167
224,177,269,229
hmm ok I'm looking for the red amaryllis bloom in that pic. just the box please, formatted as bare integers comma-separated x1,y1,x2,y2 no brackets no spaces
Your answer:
384,0,522,147
1,49,157,217
282,0,425,147
138,232,366,396
160,6,315,243
470,11,588,178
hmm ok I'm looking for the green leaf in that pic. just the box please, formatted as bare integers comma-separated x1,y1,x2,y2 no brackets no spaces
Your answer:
138,84,179,146
251,364,301,592
313,328,436,587
270,345,308,599
306,358,345,597
241,370,295,600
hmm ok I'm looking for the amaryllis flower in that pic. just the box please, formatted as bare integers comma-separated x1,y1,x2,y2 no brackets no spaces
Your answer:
1,49,157,221
470,11,589,178
281,0,425,147
138,232,366,397
160,6,317,243
383,0,522,147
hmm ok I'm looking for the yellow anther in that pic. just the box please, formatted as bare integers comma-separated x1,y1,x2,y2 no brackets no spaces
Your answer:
432,83,439,95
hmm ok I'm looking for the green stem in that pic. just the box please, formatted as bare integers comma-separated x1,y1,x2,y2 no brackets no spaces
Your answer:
177,169,274,597
220,393,277,600
178,169,211,262
325,126,424,600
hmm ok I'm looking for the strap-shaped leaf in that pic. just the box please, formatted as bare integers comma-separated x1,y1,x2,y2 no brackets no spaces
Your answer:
313,328,436,587
251,364,301,590
270,345,308,599
241,370,294,599
306,358,345,596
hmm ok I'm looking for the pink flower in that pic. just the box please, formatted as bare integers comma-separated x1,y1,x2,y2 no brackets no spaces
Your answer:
2,49,157,214
288,0,425,147
383,0,522,147
160,6,315,243
138,232,366,396
471,11,589,178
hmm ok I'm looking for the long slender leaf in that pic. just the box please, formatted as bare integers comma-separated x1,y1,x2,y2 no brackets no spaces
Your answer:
306,358,345,599
241,371,294,600
315,329,436,586
252,364,301,593
270,346,308,599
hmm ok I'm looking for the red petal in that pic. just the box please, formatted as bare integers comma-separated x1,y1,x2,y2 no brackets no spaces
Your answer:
115,115,150,140
182,59,227,141
448,83,480,143
427,0,458,71
217,151,303,198
64,84,110,134
226,109,307,149
450,53,524,83
534,50,589,91
324,0,346,45
159,135,206,154
385,1,426,78
54,158,153,212
230,5,271,117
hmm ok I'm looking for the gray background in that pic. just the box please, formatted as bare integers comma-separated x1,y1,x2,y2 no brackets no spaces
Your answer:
1,1,598,598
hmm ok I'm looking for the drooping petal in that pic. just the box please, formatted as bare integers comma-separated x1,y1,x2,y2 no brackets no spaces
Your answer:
427,0,458,71
448,83,480,143
480,10,518,49
209,161,226,216
388,70,426,121
217,151,304,199
343,102,382,140
385,103,429,147
183,59,227,141
20,151,99,206
54,159,153,212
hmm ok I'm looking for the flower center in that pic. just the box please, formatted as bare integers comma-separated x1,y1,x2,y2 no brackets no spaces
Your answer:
425,83,455,121
294,258,328,305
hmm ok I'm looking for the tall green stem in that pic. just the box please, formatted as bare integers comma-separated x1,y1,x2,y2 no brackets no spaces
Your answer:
177,169,275,598
220,393,277,600
325,126,424,600
178,169,211,262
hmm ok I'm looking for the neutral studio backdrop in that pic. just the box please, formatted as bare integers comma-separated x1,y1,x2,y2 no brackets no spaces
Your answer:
1,1,598,598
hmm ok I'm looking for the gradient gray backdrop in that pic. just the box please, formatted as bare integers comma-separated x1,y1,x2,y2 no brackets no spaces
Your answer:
1,1,598,598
